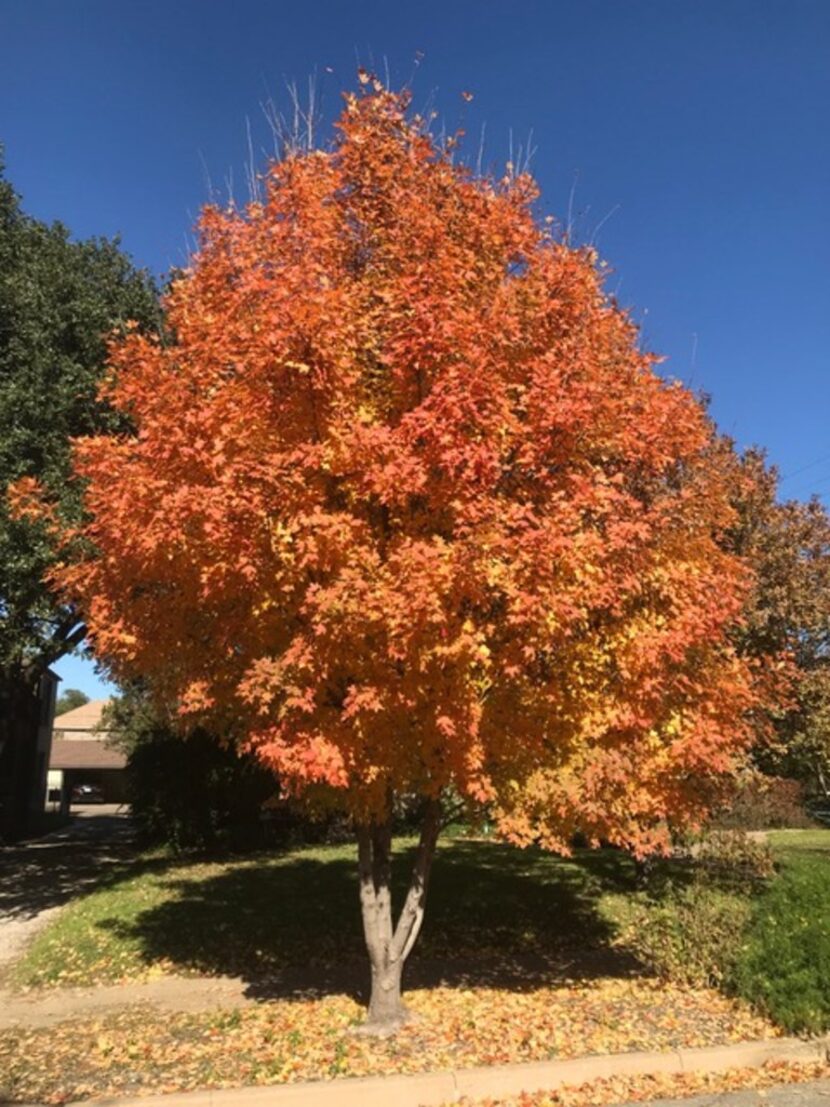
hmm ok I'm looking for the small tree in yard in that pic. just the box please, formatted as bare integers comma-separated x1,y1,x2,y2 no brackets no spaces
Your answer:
32,85,766,1028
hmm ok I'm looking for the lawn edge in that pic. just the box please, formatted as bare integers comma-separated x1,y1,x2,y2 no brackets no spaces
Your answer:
48,1034,830,1107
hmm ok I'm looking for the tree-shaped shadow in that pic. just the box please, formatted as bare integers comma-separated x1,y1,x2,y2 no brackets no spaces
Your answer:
96,839,646,1004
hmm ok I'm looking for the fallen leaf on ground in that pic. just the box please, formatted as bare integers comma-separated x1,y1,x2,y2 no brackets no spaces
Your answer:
0,977,778,1105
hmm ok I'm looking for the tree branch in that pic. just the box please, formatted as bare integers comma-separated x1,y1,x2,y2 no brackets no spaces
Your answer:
390,797,442,965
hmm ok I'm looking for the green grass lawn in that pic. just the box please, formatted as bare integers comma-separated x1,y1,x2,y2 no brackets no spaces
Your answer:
14,827,830,1001
767,827,830,858
730,827,830,1034
12,836,640,990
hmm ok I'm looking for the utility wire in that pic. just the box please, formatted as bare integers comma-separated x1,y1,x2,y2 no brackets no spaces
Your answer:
787,470,830,500
780,451,830,484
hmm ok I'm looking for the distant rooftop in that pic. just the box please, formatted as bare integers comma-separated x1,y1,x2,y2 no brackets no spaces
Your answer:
52,698,112,732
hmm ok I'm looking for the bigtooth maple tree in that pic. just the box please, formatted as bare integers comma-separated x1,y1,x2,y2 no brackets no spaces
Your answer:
39,85,764,1027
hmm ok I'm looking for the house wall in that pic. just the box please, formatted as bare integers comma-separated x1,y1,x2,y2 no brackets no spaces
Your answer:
0,669,59,838
34,672,58,814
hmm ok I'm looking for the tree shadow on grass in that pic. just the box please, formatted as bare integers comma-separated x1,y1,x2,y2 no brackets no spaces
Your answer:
95,838,646,1005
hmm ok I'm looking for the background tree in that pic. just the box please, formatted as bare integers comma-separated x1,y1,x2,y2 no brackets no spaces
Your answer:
0,159,159,837
726,448,830,799
46,85,765,1028
54,688,89,716
104,683,282,852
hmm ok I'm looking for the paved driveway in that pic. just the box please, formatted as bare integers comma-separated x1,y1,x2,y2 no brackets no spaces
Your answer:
0,805,133,970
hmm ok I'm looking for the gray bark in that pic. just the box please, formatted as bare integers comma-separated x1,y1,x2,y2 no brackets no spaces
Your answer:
815,759,830,800
356,796,442,1030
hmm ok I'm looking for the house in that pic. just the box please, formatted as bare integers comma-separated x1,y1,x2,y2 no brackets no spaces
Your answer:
47,698,127,807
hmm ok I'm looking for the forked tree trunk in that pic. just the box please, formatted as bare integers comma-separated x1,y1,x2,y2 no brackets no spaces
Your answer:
356,797,442,1031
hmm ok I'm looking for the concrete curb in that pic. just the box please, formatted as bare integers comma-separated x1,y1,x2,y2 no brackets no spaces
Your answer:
64,1035,830,1107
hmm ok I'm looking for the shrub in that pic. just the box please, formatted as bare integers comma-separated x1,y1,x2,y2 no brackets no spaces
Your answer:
127,729,284,852
713,776,813,831
618,884,752,988
694,829,775,892
616,829,773,987
730,857,830,1033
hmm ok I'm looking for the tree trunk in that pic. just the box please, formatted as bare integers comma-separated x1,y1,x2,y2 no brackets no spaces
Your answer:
815,759,830,801
367,958,406,1026
356,796,442,1032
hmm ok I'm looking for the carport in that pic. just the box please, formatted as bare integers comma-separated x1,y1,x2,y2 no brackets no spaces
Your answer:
47,739,127,809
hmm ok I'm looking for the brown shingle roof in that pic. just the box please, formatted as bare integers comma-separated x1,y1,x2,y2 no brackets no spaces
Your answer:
52,699,112,732
49,739,126,771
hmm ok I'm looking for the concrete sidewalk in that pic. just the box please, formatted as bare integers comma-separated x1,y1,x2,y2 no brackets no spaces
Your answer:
57,1035,829,1107
0,974,252,1029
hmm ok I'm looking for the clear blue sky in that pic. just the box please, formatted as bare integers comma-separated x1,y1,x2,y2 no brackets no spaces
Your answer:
2,0,828,697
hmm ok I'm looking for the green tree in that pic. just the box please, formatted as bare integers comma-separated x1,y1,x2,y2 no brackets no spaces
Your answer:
54,688,90,716
104,684,280,852
0,159,159,837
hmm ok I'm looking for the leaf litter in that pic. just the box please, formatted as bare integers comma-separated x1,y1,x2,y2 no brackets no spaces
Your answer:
0,977,778,1104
